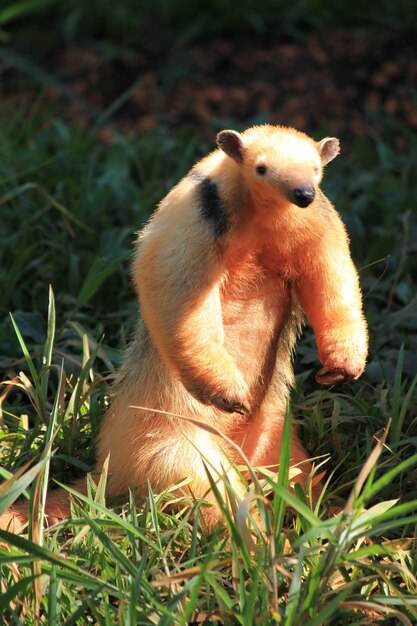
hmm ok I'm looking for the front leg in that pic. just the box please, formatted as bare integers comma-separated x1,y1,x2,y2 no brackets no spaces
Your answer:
296,222,368,385
133,184,250,414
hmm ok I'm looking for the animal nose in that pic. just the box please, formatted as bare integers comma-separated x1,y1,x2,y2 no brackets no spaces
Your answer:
292,186,315,208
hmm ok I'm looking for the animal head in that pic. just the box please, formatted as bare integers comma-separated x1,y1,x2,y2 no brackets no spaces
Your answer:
217,125,339,209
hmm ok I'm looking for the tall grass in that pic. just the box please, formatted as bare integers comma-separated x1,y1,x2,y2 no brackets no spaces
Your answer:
1,305,417,623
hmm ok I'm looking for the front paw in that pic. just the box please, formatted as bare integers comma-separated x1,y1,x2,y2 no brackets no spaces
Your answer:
316,349,366,385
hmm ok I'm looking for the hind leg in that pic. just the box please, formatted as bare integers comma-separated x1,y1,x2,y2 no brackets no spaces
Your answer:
0,477,87,532
147,430,247,532
102,416,247,533
232,405,321,500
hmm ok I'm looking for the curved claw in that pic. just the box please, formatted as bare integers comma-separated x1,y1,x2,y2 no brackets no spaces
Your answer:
315,367,353,385
232,402,251,415
212,396,251,415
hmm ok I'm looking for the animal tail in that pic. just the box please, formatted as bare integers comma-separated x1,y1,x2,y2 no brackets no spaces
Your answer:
0,476,87,532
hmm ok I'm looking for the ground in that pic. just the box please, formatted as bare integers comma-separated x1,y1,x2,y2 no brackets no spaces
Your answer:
1,27,416,146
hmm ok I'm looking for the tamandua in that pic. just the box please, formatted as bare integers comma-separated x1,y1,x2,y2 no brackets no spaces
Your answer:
1,125,368,532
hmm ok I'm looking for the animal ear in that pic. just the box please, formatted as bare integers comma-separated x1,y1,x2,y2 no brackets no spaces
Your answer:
317,137,340,165
216,130,245,164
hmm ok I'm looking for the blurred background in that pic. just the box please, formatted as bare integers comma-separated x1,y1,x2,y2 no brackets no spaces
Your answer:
1,0,417,141
0,1,416,473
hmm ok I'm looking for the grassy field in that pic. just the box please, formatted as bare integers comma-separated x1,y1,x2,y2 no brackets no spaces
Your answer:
1,3,417,624
0,102,417,625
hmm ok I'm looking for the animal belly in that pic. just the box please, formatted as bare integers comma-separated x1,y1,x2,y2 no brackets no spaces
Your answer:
221,283,291,401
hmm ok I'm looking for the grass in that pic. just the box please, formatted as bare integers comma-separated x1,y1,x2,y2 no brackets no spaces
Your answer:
0,97,417,624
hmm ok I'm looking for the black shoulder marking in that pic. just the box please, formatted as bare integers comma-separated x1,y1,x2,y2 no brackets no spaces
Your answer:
197,174,229,237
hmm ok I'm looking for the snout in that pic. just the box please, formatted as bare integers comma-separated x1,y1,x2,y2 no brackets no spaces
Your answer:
292,185,315,208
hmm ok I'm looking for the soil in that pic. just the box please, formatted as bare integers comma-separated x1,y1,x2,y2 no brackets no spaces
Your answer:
1,26,416,145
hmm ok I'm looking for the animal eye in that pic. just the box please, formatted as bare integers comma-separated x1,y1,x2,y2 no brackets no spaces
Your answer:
256,165,267,175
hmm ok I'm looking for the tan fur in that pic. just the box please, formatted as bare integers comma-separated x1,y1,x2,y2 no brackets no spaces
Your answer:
1,125,368,532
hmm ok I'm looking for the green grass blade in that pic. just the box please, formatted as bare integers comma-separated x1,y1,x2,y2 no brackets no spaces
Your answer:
62,603,96,626
269,482,323,528
396,372,417,442
305,587,352,626
358,453,417,507
147,482,163,554
284,546,305,625
9,312,39,389
129,547,149,625
0,457,49,514
390,344,404,443
40,284,56,404
76,256,123,308
0,575,39,614
77,509,138,577
0,530,128,598
48,565,59,626
30,362,64,541
54,482,162,552
274,400,292,542
0,0,56,26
